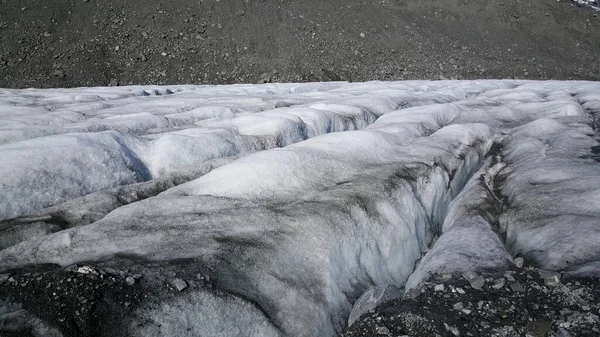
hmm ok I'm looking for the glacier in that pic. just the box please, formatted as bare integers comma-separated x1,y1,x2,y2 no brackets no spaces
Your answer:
0,80,599,337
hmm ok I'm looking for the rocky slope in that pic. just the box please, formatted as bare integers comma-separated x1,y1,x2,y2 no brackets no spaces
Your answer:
343,264,600,337
0,0,599,88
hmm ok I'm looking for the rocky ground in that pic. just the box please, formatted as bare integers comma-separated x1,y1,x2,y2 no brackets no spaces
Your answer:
4,260,599,337
0,265,145,337
1,1,600,336
0,0,599,88
0,260,218,337
343,262,600,337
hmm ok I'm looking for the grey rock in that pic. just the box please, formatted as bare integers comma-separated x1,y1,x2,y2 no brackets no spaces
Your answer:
503,271,516,282
52,69,65,78
171,278,187,292
510,282,525,293
492,277,506,289
453,302,464,311
103,268,118,275
462,271,485,290
514,257,524,268
77,266,98,275
434,284,445,292
555,327,573,337
526,318,551,337
376,326,390,335
65,264,79,272
125,276,135,286
444,323,460,336
539,270,561,287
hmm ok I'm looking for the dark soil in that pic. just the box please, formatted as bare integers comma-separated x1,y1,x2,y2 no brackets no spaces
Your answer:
0,265,144,337
342,266,600,337
0,259,221,337
0,0,599,88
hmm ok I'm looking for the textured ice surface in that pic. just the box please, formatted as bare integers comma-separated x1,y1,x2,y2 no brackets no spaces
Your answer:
1,80,600,336
347,285,403,327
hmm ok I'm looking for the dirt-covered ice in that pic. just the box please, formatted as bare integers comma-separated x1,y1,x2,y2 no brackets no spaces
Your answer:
1,80,600,337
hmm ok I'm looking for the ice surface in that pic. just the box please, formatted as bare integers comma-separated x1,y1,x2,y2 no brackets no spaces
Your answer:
1,80,600,336
347,285,403,327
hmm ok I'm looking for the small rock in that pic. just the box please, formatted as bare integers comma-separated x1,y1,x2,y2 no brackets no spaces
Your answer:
503,271,516,282
462,271,485,290
434,284,445,292
77,266,98,275
492,277,506,289
53,69,65,78
171,278,187,292
510,282,525,293
257,72,271,84
455,287,465,294
582,305,591,311
453,302,464,311
527,319,552,337
444,323,460,336
438,273,453,281
539,270,561,287
376,326,390,335
125,277,135,286
65,265,79,272
514,257,524,268
103,268,118,275
556,327,573,337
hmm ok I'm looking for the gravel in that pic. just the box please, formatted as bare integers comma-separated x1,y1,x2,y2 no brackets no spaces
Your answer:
1,0,599,88
343,266,600,337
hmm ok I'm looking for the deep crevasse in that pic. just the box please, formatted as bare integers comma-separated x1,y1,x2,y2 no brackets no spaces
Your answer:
1,80,600,337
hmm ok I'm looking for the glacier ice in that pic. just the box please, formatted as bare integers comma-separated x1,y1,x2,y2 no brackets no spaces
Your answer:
0,80,600,336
